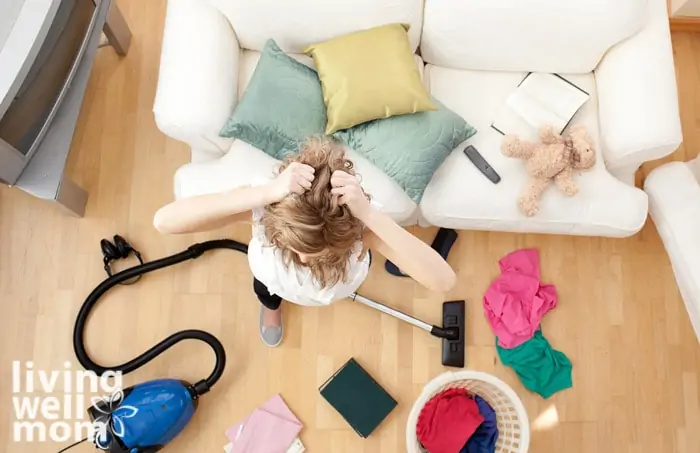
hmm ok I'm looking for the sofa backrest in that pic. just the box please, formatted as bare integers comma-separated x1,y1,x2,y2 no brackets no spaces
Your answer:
208,0,424,54
420,0,647,73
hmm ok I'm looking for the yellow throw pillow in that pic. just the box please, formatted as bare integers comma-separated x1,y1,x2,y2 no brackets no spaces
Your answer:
304,23,437,134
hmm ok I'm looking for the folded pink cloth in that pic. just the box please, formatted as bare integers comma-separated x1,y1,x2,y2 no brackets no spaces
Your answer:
483,249,557,348
226,395,302,453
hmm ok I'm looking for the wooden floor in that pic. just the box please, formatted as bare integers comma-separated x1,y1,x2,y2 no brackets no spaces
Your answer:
2,3,700,452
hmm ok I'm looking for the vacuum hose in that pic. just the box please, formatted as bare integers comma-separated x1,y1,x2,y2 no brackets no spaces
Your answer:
73,239,248,398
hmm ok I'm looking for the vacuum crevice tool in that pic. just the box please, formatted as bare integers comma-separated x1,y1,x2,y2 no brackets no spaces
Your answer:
351,294,465,368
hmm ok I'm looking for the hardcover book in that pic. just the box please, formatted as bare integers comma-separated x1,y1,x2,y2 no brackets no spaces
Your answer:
319,357,397,438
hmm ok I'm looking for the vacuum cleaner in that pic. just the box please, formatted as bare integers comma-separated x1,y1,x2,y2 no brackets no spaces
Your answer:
63,231,465,452
68,238,247,453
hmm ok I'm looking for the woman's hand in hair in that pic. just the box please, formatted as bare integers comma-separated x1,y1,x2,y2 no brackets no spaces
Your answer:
270,162,315,201
331,170,371,220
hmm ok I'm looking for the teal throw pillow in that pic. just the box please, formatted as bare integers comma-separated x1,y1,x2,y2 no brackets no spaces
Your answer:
219,39,326,159
334,100,477,202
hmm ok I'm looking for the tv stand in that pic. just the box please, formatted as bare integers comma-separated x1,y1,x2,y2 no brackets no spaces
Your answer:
104,0,131,56
13,0,131,217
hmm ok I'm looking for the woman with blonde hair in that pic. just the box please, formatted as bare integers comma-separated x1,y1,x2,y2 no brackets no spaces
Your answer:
153,136,456,347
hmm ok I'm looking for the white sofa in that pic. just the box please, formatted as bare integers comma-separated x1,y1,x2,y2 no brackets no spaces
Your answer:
153,0,682,237
644,158,700,342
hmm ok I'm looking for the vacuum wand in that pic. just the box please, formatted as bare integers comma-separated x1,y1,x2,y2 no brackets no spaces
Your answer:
350,293,466,368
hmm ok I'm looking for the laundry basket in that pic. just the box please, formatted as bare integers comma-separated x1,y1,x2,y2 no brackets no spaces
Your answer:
406,371,530,453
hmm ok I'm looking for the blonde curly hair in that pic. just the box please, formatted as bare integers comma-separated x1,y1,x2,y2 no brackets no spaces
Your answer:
261,136,369,287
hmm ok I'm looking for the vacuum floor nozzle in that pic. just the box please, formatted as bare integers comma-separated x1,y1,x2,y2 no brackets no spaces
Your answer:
440,300,466,368
351,294,467,368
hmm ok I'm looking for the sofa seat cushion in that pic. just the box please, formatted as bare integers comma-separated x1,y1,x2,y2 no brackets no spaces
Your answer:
418,65,648,237
175,140,418,226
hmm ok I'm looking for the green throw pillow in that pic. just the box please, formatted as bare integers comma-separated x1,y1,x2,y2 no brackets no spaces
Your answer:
219,39,326,159
334,100,477,202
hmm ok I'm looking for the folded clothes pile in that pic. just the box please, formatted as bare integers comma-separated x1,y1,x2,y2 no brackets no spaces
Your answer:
224,394,305,453
416,388,499,453
483,249,572,399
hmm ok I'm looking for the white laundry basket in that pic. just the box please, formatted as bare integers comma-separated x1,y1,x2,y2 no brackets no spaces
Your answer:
406,371,530,453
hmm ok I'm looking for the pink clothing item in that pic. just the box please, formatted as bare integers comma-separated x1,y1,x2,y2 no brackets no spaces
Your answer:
226,394,302,453
483,249,558,348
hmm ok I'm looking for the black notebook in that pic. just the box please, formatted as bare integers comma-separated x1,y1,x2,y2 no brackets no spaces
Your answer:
319,357,397,438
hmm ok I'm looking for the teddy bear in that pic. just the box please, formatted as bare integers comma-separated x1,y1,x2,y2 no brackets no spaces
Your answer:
500,124,596,217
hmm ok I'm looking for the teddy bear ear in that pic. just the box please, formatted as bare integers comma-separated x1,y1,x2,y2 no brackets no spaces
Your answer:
567,124,586,135
569,125,593,144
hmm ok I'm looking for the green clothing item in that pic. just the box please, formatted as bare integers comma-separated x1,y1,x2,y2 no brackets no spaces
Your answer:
496,330,572,399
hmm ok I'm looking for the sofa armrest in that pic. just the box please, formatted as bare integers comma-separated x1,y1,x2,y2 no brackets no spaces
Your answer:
153,0,239,154
595,0,682,173
692,157,700,181
644,161,700,340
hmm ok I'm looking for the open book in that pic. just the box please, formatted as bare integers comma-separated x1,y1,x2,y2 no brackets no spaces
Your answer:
491,73,589,141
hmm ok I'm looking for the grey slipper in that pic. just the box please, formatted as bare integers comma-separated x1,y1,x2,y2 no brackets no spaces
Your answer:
259,307,283,347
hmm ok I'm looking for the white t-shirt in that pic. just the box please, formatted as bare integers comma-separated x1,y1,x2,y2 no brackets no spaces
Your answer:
247,206,373,307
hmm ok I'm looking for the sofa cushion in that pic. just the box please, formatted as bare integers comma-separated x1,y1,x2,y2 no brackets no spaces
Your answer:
237,50,315,96
334,98,476,203
236,50,426,105
219,40,326,160
174,140,418,225
208,0,423,54
305,23,436,134
418,65,648,237
420,0,645,74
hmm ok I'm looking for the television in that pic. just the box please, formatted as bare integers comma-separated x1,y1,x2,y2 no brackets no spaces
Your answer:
0,0,99,185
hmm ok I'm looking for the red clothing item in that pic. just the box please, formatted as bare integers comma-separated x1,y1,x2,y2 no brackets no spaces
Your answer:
483,248,558,348
416,388,484,453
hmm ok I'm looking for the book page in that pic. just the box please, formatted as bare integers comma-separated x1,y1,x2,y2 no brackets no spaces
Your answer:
491,102,539,141
506,90,565,132
517,73,588,131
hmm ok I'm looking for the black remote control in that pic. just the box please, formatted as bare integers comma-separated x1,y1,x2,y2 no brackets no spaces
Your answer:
463,145,501,184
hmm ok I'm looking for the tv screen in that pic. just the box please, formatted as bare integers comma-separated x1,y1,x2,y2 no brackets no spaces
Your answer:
0,0,96,157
